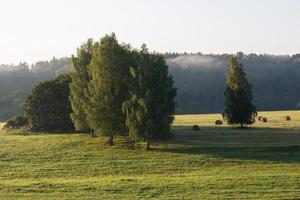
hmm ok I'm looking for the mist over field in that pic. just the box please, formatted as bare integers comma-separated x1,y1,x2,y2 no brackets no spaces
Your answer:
1,53,300,121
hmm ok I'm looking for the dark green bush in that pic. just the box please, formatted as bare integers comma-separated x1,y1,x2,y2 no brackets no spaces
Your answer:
24,74,74,132
3,116,28,129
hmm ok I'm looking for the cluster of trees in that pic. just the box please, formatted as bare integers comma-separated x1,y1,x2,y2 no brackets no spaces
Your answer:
20,51,257,136
69,34,176,148
24,34,176,149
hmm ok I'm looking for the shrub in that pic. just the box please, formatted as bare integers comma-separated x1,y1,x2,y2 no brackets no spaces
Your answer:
24,74,74,132
3,116,28,129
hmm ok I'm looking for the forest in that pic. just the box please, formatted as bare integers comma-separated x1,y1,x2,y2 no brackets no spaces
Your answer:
168,53,300,113
1,53,300,121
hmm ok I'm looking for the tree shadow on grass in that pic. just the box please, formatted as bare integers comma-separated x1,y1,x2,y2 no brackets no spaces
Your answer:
2,128,85,136
156,126,300,164
156,145,300,164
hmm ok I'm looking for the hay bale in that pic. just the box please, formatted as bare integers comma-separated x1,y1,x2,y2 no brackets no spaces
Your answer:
285,116,291,121
192,125,200,131
215,120,223,125
262,117,267,122
258,116,263,121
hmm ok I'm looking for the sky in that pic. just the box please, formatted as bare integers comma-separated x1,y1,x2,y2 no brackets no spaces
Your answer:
0,0,300,64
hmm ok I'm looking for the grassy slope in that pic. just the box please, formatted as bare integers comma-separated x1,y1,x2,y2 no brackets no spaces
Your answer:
0,111,300,199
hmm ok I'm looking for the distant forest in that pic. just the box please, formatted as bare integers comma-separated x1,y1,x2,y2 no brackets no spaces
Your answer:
0,57,71,120
1,53,300,121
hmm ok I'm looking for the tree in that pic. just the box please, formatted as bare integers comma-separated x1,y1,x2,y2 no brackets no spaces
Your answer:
85,33,134,145
224,56,257,128
24,74,74,132
69,39,93,135
122,45,176,149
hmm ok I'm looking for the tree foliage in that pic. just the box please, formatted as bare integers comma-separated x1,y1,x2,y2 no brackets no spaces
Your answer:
24,74,74,132
85,34,134,145
224,56,257,128
69,36,176,148
69,39,93,132
122,46,176,149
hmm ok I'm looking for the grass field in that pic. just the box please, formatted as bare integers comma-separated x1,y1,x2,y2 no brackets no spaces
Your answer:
0,110,300,199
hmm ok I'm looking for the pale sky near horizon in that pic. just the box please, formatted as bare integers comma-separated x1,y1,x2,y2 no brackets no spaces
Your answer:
0,0,300,64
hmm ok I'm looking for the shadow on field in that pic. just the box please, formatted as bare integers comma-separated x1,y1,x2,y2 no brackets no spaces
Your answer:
2,128,82,136
157,126,300,163
157,145,300,164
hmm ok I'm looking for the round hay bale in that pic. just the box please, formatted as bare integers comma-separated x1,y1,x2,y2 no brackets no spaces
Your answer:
215,120,223,125
192,125,200,131
262,117,267,122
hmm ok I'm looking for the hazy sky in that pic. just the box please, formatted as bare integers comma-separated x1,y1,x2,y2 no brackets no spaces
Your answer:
1,0,300,64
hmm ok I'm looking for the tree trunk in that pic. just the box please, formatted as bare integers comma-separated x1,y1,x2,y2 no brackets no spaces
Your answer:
146,130,151,150
240,123,244,128
106,135,114,146
146,139,150,150
90,130,95,138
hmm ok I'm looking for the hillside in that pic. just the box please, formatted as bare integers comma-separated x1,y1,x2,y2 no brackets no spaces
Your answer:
0,111,299,199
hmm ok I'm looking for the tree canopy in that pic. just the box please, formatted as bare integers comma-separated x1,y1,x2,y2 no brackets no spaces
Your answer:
122,46,176,149
84,34,135,145
70,39,93,132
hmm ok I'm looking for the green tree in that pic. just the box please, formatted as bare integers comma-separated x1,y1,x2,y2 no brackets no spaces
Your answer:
224,56,257,128
85,33,134,145
69,39,93,134
24,74,74,132
122,45,176,149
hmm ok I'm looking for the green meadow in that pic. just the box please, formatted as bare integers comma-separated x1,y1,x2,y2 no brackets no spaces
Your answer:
0,110,300,199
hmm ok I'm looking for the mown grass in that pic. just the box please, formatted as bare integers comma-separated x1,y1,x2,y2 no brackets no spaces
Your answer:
174,110,300,128
0,110,300,199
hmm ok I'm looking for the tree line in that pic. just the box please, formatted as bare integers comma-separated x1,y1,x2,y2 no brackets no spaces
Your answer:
1,46,300,121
